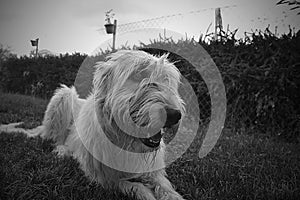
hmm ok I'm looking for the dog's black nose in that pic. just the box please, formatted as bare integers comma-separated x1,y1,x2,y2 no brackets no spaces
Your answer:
164,107,181,128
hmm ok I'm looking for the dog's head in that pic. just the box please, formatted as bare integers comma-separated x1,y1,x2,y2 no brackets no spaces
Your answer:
93,50,185,151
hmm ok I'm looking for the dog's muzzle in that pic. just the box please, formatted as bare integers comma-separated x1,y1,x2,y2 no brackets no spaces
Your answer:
140,107,181,148
129,82,182,148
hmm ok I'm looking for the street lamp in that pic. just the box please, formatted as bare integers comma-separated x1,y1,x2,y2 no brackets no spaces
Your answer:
104,10,117,51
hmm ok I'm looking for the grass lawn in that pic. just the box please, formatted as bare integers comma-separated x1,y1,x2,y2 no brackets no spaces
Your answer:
0,93,299,200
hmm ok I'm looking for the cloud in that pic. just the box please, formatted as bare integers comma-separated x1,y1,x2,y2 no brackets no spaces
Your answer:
68,0,153,26
0,0,21,23
66,0,210,27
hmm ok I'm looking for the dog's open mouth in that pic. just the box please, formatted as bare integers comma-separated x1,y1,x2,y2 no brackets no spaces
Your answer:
140,131,162,148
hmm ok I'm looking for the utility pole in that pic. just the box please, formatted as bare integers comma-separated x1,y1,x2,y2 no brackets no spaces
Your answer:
214,8,223,41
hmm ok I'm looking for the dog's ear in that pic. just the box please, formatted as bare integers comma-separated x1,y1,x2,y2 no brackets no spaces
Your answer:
93,61,113,101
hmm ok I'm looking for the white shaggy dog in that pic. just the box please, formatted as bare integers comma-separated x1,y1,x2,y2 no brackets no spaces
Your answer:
36,50,186,199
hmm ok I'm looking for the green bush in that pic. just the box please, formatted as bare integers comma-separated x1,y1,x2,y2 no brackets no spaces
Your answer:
204,29,300,141
1,53,86,98
1,29,299,141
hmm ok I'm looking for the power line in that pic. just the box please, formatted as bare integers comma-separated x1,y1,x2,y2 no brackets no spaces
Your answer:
97,5,237,35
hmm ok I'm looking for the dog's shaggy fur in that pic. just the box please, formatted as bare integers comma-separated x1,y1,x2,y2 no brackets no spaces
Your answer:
37,50,186,200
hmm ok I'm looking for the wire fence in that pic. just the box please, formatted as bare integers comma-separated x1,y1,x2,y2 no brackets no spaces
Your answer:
97,5,237,36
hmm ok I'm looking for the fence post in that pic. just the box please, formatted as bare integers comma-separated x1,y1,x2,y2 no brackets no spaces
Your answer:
215,8,223,41
112,20,117,51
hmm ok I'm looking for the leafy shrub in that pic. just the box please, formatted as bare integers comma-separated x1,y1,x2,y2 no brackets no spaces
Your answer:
203,29,300,141
1,28,299,141
1,53,86,98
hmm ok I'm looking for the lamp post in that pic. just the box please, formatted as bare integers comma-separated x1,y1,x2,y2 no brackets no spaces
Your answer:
104,18,117,51
104,10,117,51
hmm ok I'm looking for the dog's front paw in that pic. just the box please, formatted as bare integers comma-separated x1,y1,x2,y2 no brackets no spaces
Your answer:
155,186,185,200
166,193,185,200
53,145,71,157
160,194,185,200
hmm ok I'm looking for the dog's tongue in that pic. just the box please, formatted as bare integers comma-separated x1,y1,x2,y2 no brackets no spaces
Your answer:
140,131,162,148
149,131,162,142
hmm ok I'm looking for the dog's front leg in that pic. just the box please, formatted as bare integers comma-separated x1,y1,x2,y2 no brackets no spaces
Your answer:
152,174,185,200
119,180,156,200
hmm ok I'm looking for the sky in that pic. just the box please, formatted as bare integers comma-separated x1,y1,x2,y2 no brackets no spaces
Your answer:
0,0,299,56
